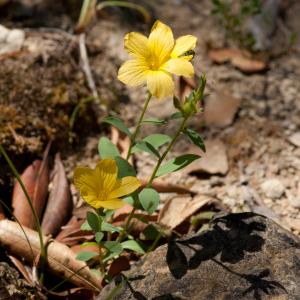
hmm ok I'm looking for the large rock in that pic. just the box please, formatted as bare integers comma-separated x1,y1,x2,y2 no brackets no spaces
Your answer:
98,213,300,300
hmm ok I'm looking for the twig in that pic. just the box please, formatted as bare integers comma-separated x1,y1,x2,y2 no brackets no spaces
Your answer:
78,33,99,102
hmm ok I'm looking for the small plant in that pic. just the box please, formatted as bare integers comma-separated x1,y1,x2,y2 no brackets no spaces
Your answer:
74,20,206,282
211,0,262,49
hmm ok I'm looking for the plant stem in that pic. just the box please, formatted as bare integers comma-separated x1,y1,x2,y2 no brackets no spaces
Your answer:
146,116,188,187
0,145,47,283
126,92,152,160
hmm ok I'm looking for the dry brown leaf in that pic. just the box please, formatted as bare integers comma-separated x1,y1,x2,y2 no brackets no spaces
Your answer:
56,216,94,246
108,256,130,278
42,153,73,237
185,139,229,175
0,219,101,291
231,55,266,73
141,178,195,195
158,194,212,229
209,48,267,73
204,91,240,128
12,144,50,229
8,255,34,285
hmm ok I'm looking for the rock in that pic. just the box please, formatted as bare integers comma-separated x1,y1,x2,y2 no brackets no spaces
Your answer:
261,179,285,199
288,133,300,148
98,213,300,299
0,25,25,55
185,139,229,175
204,91,240,128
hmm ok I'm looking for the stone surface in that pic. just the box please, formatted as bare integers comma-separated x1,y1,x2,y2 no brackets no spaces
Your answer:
98,213,300,300
261,179,285,199
288,133,300,148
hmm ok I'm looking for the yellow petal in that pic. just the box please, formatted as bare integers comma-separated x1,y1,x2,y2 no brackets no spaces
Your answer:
124,32,149,58
109,176,141,199
171,35,197,58
148,20,174,66
95,159,118,197
118,59,148,86
74,166,99,197
97,199,125,210
81,190,100,208
162,58,194,77
147,70,174,99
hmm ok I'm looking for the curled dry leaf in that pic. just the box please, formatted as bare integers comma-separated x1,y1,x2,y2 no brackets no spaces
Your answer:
0,219,101,291
108,256,130,278
209,48,267,73
56,216,94,247
141,178,195,195
12,144,50,229
42,153,73,237
158,194,212,229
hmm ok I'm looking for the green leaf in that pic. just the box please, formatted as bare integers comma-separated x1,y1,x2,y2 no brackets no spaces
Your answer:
87,211,100,232
123,195,134,206
81,241,98,247
141,224,160,240
131,141,160,158
115,156,136,178
103,241,123,262
98,137,120,159
80,220,92,231
76,251,98,262
121,240,145,254
104,209,114,218
139,188,160,214
95,232,104,243
156,154,201,177
143,134,172,149
170,112,183,119
101,221,121,233
104,116,132,137
142,118,167,125
183,128,206,152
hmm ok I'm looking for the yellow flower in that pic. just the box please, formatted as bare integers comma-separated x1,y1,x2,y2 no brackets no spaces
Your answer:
118,20,197,99
74,159,141,209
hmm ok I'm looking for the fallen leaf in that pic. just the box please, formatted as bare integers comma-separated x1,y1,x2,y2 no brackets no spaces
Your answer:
158,194,212,229
56,216,94,246
141,179,195,195
42,153,73,237
71,244,100,255
209,48,267,73
0,219,101,291
204,91,240,128
185,140,229,175
12,143,50,229
108,256,130,278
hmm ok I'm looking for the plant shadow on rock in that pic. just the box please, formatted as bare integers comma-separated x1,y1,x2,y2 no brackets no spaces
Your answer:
166,212,286,300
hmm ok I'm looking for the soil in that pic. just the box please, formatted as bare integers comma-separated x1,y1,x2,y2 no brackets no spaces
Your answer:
0,0,300,297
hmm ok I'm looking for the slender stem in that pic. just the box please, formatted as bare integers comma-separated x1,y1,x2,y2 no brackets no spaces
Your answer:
126,92,152,160
147,116,188,187
0,145,46,283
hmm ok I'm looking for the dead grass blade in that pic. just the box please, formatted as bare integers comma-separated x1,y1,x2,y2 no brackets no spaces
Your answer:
42,153,72,236
0,219,101,291
12,143,50,229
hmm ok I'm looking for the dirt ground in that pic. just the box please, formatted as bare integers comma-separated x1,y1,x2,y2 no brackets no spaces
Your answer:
0,0,300,297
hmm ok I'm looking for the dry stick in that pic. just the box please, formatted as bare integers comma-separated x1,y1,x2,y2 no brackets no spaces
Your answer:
78,33,100,103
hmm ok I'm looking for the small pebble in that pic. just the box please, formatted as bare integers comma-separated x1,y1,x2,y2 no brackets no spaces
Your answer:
261,178,285,199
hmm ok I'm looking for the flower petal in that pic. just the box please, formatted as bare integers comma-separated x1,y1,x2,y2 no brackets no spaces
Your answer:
118,59,148,86
148,20,174,65
162,58,194,77
109,176,141,199
97,199,125,210
171,35,197,58
95,159,118,197
124,32,149,58
74,166,99,196
147,70,174,99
